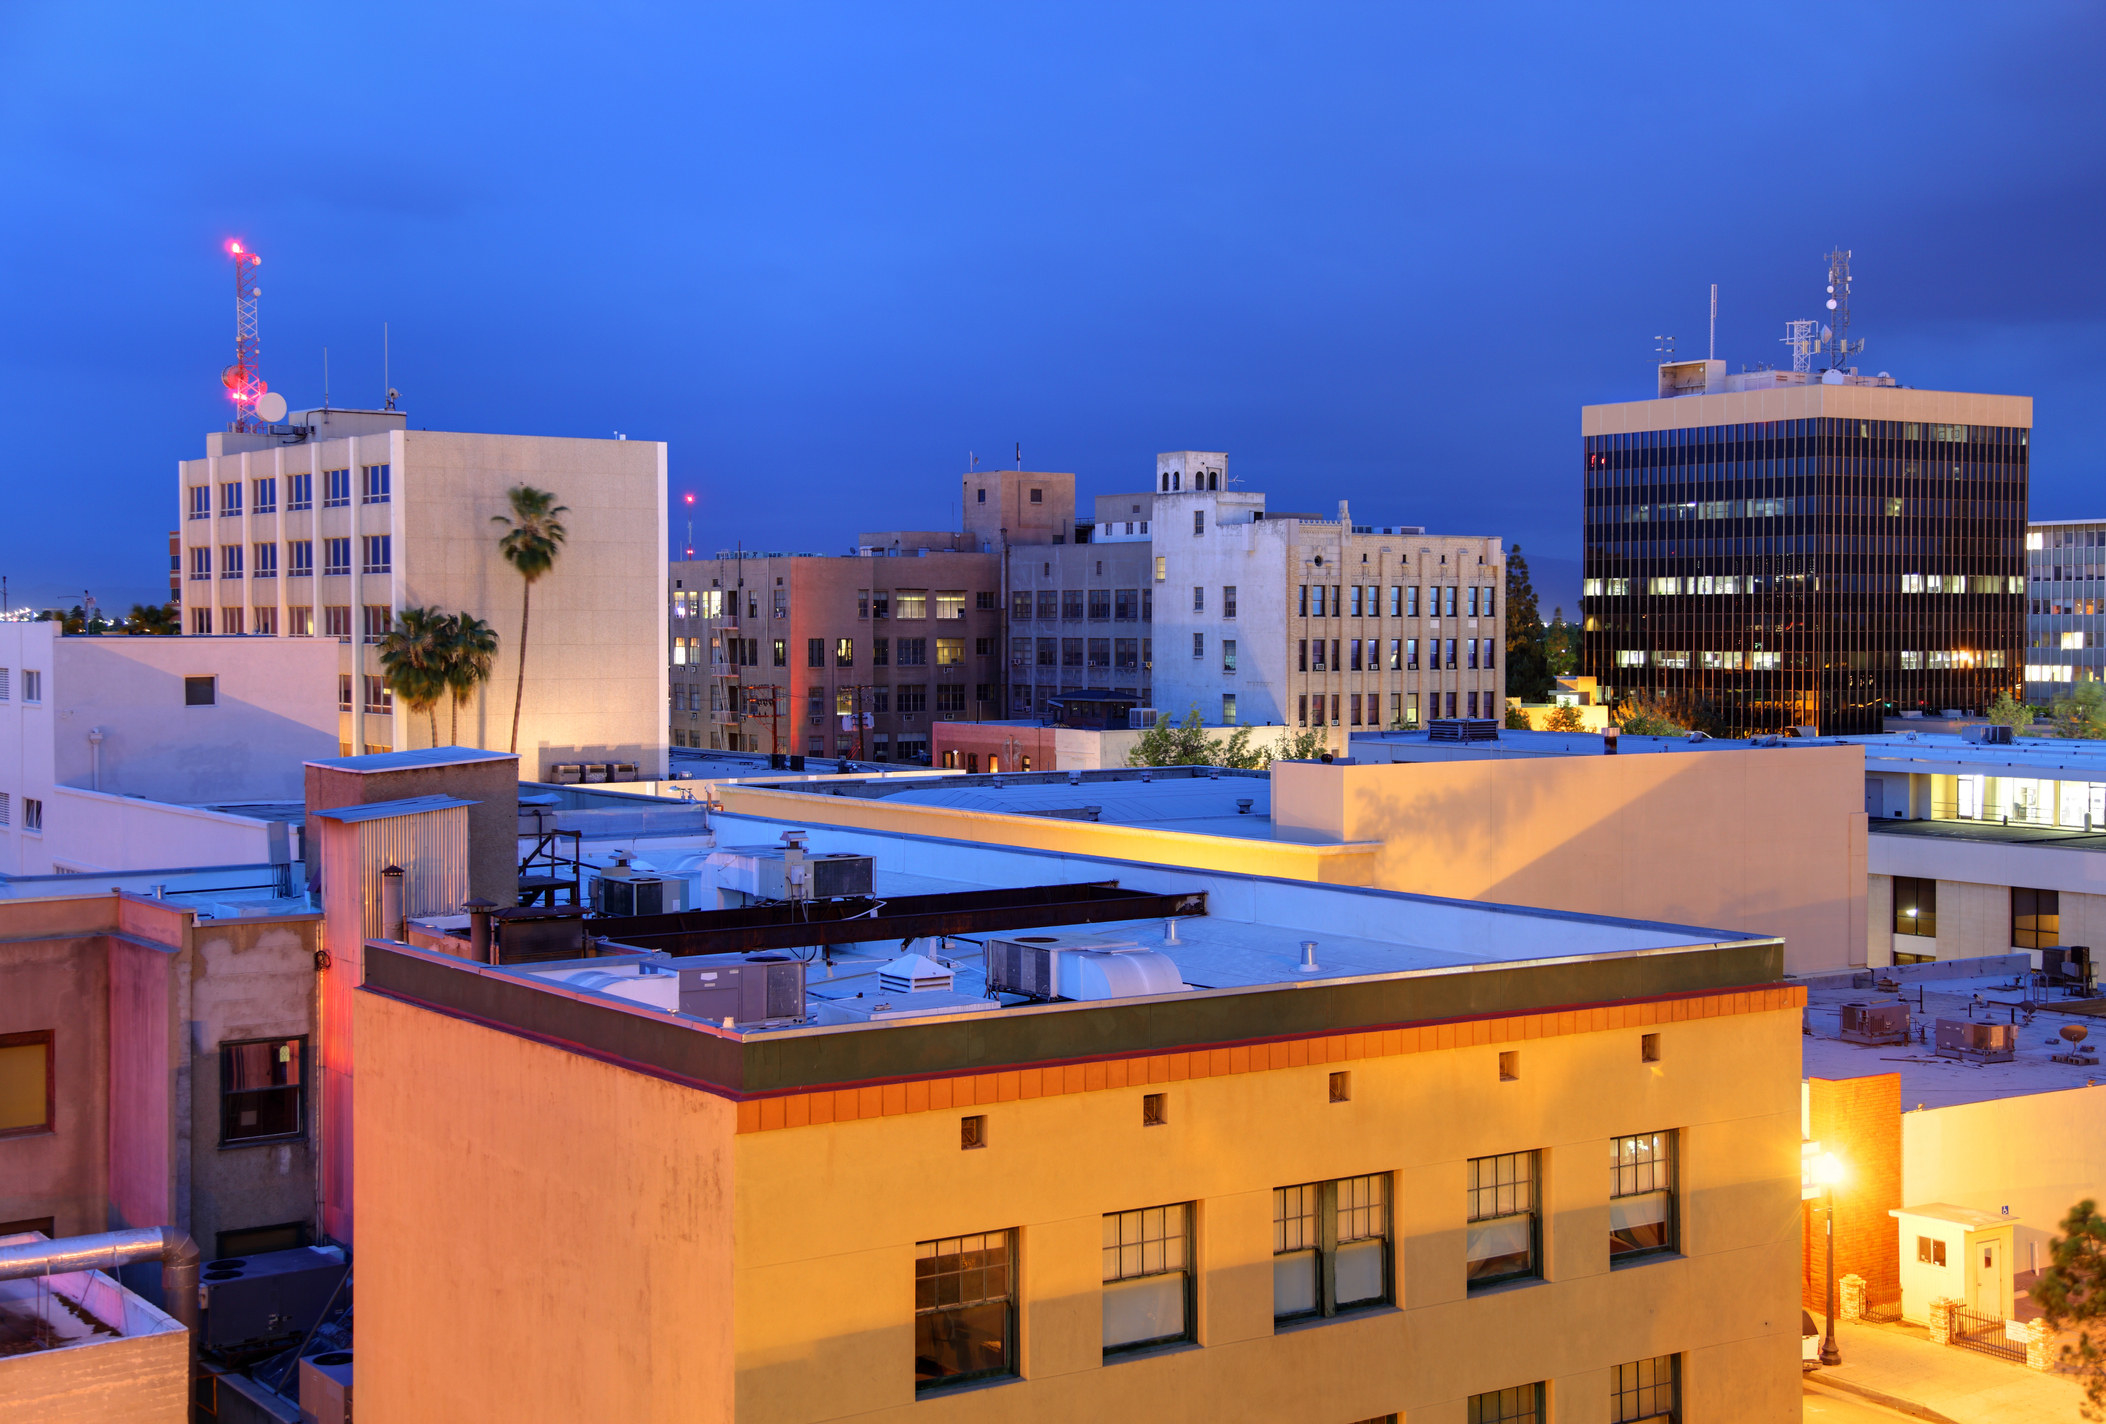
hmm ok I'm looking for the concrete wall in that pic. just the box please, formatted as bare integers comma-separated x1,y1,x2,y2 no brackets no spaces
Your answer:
1273,745,1869,976
355,988,737,1422
41,788,281,876
931,721,1321,773
0,1319,188,1423
1902,1085,2106,1279
304,752,519,909
356,977,1802,1422
0,928,110,1237
1866,872,2106,966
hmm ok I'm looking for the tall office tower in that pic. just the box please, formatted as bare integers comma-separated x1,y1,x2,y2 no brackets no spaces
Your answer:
2025,518,2106,697
1581,359,2030,736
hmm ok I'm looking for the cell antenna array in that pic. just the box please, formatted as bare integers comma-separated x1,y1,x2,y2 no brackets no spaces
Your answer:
221,240,269,431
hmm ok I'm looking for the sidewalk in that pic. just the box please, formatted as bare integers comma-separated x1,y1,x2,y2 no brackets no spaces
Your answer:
1808,1318,2088,1424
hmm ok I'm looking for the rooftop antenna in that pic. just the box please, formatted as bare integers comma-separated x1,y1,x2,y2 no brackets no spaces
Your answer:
220,240,267,431
1708,283,1717,361
1654,334,1676,361
1780,318,1819,374
1014,441,1021,470
383,322,397,409
323,347,330,410
1821,248,1864,370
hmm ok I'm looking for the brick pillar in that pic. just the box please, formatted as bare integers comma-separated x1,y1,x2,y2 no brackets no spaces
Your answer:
1928,1297,1958,1346
1804,1075,1903,1314
2027,1317,2056,1371
1841,1273,1866,1321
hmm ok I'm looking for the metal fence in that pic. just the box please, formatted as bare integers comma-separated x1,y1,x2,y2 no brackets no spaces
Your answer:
1951,1304,2026,1364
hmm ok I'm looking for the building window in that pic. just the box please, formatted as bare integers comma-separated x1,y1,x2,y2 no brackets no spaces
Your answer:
363,605,390,643
220,1037,304,1144
1222,693,1237,723
252,542,278,578
220,608,244,635
338,674,353,709
1154,556,1167,582
807,638,824,668
322,538,351,576
1611,1355,1679,1423
220,543,244,579
915,1231,1016,1390
936,637,965,666
191,608,212,634
1103,1204,1193,1355
322,468,351,508
324,605,352,641
0,1031,54,1137
1223,585,1237,619
252,477,277,513
184,676,217,706
1297,694,1307,726
1443,586,1458,618
189,546,212,581
1470,1383,1545,1423
1029,488,1042,503
1272,1174,1390,1320
1466,1150,1540,1287
364,675,392,711
22,798,42,833
1894,876,1937,937
220,480,242,515
1222,638,1237,673
287,473,312,510
834,637,854,667
935,590,967,621
362,535,391,573
362,464,391,503
1192,632,1204,660
1192,585,1205,613
188,485,210,520
898,638,928,666
1918,1235,1947,1266
1193,510,1205,535
897,685,927,714
1611,1131,1677,1260
287,606,313,637
2013,887,2059,949
288,540,313,577
895,589,928,620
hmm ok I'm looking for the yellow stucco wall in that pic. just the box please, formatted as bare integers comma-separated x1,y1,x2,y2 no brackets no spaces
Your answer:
353,990,737,1422
1271,749,1867,976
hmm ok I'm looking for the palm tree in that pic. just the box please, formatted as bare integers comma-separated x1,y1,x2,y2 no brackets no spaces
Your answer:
443,613,500,746
492,485,569,754
125,602,179,635
378,606,451,746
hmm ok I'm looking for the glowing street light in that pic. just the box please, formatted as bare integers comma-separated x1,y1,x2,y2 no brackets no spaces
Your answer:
1816,1151,1846,1365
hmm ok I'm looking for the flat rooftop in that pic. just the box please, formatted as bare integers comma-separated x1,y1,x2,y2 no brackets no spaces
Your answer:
1869,819,2106,854
1354,726,2106,779
863,770,1294,841
1803,974,2105,1109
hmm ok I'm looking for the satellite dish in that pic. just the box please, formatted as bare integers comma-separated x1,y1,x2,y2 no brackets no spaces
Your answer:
1826,298,1838,310
255,391,288,423
1827,285,1835,294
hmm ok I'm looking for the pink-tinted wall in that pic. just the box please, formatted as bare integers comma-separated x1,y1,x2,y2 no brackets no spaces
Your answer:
104,935,176,1232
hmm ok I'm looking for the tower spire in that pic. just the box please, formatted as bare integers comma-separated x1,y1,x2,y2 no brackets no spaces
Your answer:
221,240,266,431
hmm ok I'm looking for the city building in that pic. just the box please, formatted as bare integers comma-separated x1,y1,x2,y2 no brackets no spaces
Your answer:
177,407,668,776
2025,516,2106,697
356,794,1805,1421
671,536,1002,763
1581,364,2031,735
0,620,338,876
0,890,321,1263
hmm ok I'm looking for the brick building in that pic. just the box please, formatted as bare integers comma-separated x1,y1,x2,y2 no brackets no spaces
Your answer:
1802,1073,1903,1315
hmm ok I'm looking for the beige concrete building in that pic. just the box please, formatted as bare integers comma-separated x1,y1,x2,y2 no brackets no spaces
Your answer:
356,794,1805,1421
672,537,1001,762
178,408,667,776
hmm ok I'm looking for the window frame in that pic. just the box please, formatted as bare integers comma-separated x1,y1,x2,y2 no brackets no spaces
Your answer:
914,1229,1018,1392
0,1030,55,1138
2013,886,2059,950
1102,1202,1194,1357
1610,1353,1680,1424
1893,876,1938,937
1466,1150,1542,1289
218,1035,307,1146
1272,1173,1393,1322
1609,1130,1679,1263
1469,1382,1546,1423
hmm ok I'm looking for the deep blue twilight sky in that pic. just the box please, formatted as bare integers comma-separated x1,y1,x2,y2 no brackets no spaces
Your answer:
3,4,2102,615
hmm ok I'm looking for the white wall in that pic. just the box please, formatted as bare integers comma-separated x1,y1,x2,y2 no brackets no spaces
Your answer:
1903,1085,2106,1279
41,787,282,875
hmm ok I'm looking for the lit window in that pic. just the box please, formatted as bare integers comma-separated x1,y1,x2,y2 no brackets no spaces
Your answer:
1610,1131,1678,1260
1466,1151,1539,1287
915,1232,1016,1391
220,1037,304,1143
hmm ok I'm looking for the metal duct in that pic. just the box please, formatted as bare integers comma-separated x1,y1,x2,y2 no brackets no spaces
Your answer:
0,1226,201,1350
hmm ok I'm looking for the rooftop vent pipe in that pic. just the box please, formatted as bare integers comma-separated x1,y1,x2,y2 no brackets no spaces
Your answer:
464,897,497,963
1082,806,1102,822
1236,798,1254,815
1299,941,1319,973
0,1227,200,1360
379,865,405,940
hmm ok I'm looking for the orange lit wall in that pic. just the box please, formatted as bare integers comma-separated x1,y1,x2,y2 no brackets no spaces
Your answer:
1803,1073,1902,1313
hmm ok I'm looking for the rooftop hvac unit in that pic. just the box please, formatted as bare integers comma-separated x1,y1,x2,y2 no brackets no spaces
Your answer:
712,847,875,901
198,1246,346,1352
2036,945,2094,991
984,932,1185,1002
1427,717,1501,743
879,953,954,995
1838,1001,1910,1045
1934,1018,2017,1063
1127,707,1161,730
593,873,684,917
1965,723,2015,746
298,1352,354,1424
678,955,806,1025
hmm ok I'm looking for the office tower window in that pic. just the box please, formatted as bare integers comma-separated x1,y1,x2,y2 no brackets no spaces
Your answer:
2013,887,2059,948
808,638,824,668
286,473,312,510
1312,586,1327,619
1611,1356,1679,1423
322,469,351,507
1116,638,1139,672
363,605,390,643
915,1232,1017,1389
219,608,244,635
252,542,278,578
896,638,927,666
1103,1205,1193,1354
1350,585,1363,618
322,538,350,576
1330,693,1340,724
220,544,244,579
363,675,391,711
192,608,212,634
897,685,927,714
362,535,390,573
1893,876,1937,936
1446,691,1458,718
287,541,312,577
835,638,854,667
220,481,242,515
287,606,314,637
188,486,210,519
220,1037,304,1143
250,606,278,636
1192,632,1204,660
1483,637,1496,668
190,547,212,581
1469,1384,1545,1424
362,464,391,503
1466,1150,1540,1286
1113,589,1137,621
1298,694,1308,726
21,798,42,833
1611,1131,1678,1260
1273,1174,1390,1320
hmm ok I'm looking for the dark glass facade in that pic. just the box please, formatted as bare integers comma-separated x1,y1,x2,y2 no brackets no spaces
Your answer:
1581,414,2027,735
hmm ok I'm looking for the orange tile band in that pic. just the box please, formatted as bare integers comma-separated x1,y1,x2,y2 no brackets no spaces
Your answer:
734,984,1807,1135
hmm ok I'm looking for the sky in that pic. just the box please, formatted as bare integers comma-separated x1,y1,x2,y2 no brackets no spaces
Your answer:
3,3,2102,617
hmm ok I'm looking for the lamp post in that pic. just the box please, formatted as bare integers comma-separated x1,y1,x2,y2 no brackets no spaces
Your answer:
1815,1151,1846,1365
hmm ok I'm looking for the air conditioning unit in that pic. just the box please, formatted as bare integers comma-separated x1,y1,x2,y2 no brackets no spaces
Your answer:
1934,1018,2016,1063
1427,718,1500,743
677,954,806,1025
1838,1001,1909,1045
298,1352,354,1424
593,874,684,917
879,953,954,995
711,847,875,902
1127,707,1160,729
1965,723,2015,746
199,1246,346,1352
984,932,1184,1002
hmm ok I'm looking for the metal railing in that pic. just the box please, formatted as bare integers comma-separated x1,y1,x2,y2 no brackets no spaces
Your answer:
1950,1304,2025,1363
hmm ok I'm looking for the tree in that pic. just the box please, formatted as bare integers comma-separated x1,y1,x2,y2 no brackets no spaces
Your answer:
1276,727,1333,761
2032,1198,2106,1417
1127,706,1212,766
443,613,501,745
379,607,452,746
492,485,570,754
124,602,179,635
1544,704,1584,733
1544,606,1579,677
2052,682,2106,740
1988,689,2036,733
1615,693,1687,737
1215,724,1270,770
1504,544,1553,704
1503,702,1532,730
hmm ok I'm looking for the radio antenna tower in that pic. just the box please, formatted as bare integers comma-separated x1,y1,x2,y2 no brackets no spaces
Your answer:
1780,318,1819,374
221,240,268,431
1820,247,1864,371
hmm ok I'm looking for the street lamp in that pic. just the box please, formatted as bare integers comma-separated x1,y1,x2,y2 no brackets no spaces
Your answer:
1814,1151,1846,1366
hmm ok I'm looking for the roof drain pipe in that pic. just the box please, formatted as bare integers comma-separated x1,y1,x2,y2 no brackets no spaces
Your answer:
0,1226,201,1361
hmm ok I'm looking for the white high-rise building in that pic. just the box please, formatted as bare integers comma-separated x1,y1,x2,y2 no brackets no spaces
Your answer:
177,408,668,776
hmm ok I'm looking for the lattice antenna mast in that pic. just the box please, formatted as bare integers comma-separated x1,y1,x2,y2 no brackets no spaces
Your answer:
222,240,267,431
1780,318,1818,374
1821,247,1864,371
